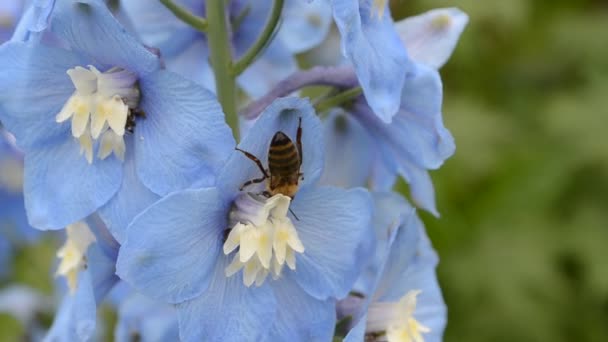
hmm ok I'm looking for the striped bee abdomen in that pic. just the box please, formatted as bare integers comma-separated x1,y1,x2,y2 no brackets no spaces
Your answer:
268,131,301,176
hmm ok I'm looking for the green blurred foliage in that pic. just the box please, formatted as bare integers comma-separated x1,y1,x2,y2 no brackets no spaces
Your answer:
393,0,608,341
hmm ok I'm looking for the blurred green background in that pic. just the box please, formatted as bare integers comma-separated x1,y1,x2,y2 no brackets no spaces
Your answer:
393,0,608,341
2,0,607,341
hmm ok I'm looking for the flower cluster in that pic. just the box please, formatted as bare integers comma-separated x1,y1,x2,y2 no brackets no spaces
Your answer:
0,0,467,341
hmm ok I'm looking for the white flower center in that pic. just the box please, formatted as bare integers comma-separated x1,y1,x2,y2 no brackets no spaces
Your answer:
56,221,96,293
56,65,140,164
366,290,431,342
223,193,305,287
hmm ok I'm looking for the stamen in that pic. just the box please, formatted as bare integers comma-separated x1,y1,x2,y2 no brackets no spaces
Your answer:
223,193,305,287
55,222,96,293
56,65,140,164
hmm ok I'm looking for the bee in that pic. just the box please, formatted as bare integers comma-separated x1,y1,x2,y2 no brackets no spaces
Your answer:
236,117,304,218
125,108,146,134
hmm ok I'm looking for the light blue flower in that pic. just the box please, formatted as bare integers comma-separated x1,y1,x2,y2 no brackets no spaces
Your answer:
340,192,446,342
320,8,468,215
45,215,120,342
328,0,413,123
0,0,234,232
121,0,327,98
117,97,373,341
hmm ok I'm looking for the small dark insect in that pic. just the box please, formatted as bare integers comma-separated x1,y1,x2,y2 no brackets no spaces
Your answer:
236,117,304,218
125,108,146,134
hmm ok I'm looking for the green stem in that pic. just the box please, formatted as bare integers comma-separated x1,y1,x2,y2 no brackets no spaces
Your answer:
314,87,363,113
160,0,208,32
206,0,239,140
231,0,284,76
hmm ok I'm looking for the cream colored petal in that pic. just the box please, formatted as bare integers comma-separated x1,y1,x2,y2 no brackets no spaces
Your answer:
239,229,259,263
285,248,296,270
56,95,76,123
78,134,93,164
98,130,114,160
243,259,261,287
71,110,90,138
225,254,244,277
106,95,128,136
223,224,243,255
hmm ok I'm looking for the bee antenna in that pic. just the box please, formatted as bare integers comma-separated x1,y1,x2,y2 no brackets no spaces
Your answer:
289,207,300,221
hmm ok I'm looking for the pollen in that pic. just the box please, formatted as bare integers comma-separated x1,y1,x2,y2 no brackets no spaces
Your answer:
56,65,139,164
366,290,431,342
55,222,97,293
223,193,305,287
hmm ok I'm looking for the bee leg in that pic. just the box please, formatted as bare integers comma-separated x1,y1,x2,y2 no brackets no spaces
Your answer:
262,191,272,198
235,147,269,178
298,172,304,181
296,117,303,167
289,207,300,221
239,176,267,191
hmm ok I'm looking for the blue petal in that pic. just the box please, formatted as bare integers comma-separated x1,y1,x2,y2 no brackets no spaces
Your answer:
177,255,277,342
136,70,234,196
319,111,374,188
50,0,160,76
288,186,373,300
264,277,336,342
46,270,97,341
238,38,298,99
343,313,367,342
119,0,200,58
278,0,332,53
24,137,122,229
116,188,226,304
399,163,439,217
98,139,160,243
396,7,469,69
115,292,179,342
218,97,323,197
0,42,85,149
331,0,413,122
86,242,119,303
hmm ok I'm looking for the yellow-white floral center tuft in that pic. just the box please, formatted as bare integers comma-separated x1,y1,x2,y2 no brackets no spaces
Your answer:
56,221,96,293
366,290,431,342
223,193,305,287
56,65,140,163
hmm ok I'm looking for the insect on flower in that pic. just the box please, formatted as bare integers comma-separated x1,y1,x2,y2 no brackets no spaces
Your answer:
237,117,304,193
236,117,304,219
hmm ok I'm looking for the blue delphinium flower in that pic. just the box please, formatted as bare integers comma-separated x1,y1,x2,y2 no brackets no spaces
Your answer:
0,0,234,235
339,192,446,342
117,97,374,341
328,0,413,122
46,215,119,341
320,8,468,215
121,0,329,98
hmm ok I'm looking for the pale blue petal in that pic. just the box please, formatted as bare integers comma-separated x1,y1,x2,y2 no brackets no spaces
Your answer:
24,137,122,230
264,277,336,342
396,8,469,69
399,163,439,217
0,42,85,149
164,39,216,93
238,38,298,99
116,188,226,304
177,255,276,342
232,0,271,57
278,0,332,53
120,0,200,58
136,70,234,196
319,111,373,188
46,270,97,341
50,0,160,75
331,0,413,122
218,97,323,197
288,186,373,300
98,139,160,243
368,138,398,191
115,292,178,342
86,242,119,303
